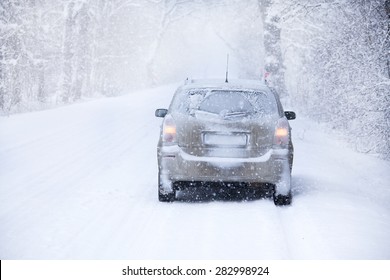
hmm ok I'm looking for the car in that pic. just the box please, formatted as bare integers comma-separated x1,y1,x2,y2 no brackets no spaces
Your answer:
155,79,296,206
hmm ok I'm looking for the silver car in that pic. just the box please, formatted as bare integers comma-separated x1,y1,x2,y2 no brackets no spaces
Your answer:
155,79,296,206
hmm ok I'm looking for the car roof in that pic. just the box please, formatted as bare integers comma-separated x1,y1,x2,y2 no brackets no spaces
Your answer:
180,79,271,92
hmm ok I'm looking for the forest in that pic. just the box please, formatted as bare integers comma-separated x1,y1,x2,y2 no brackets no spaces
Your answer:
1,0,389,158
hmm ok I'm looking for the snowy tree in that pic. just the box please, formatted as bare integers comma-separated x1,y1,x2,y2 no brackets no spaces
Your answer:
258,0,286,96
60,0,94,103
0,0,23,112
144,0,206,85
211,0,263,80
280,0,390,158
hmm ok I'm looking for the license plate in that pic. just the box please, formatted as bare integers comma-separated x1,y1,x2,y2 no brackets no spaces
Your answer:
203,133,248,147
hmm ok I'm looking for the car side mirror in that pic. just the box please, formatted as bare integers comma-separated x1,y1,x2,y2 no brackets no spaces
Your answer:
155,109,168,118
284,111,296,120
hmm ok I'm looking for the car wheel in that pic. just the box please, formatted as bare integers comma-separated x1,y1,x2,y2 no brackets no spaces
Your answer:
158,190,175,202
273,192,292,206
158,172,175,202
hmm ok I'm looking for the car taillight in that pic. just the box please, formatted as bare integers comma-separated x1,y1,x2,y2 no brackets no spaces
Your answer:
162,115,177,144
274,118,289,147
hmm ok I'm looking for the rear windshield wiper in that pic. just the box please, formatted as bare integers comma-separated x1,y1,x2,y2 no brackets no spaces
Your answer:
222,111,250,119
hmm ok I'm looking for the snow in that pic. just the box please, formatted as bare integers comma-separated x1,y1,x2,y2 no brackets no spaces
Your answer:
1,84,390,260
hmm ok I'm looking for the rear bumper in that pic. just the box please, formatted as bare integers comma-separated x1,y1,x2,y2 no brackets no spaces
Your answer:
158,145,291,188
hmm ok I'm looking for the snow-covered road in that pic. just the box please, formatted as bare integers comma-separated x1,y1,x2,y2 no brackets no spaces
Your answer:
1,85,389,259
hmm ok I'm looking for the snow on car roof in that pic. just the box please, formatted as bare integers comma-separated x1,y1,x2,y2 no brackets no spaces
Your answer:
181,78,270,92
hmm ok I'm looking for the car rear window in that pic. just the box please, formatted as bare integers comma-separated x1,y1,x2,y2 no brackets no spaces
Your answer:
170,88,278,119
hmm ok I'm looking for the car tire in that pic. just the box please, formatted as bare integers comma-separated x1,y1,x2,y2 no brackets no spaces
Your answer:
273,192,292,206
158,190,175,202
158,172,175,202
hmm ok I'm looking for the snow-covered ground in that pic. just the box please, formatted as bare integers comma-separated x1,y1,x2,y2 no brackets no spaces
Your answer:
1,85,389,260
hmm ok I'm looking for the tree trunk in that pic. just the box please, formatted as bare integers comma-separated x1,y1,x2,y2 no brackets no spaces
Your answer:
73,3,91,100
61,1,75,103
385,0,390,78
259,0,286,96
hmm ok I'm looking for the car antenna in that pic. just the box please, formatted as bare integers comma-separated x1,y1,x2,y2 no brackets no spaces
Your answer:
225,53,229,83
